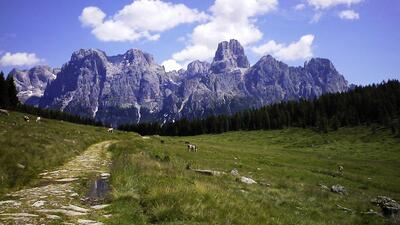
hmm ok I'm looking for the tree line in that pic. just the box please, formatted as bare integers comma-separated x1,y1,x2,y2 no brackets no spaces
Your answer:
0,71,103,127
119,80,400,136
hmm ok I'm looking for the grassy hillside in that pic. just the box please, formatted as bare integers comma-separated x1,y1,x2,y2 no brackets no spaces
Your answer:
107,127,400,225
1,110,399,224
0,111,127,196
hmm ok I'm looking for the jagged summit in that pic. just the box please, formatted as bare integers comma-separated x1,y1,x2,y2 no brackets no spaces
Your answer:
13,39,348,126
211,39,250,73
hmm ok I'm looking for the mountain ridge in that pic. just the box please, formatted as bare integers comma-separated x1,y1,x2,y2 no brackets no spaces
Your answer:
10,39,348,126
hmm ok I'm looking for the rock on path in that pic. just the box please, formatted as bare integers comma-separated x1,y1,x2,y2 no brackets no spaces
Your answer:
0,140,116,225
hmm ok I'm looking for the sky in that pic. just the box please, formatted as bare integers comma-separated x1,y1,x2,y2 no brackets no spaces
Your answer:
0,0,399,85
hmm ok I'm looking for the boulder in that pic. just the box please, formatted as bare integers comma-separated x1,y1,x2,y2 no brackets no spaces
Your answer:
237,176,257,184
372,196,400,216
331,185,347,195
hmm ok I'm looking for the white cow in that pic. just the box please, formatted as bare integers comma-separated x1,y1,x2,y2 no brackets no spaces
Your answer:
23,116,30,122
107,128,114,133
36,117,41,123
187,144,198,152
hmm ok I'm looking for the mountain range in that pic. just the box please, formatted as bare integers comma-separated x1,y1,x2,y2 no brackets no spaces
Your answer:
10,40,348,126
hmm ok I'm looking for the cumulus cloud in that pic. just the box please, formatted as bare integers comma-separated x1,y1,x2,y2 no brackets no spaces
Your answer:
162,59,184,72
80,0,208,42
0,52,42,67
307,0,363,9
252,34,315,61
338,9,360,20
165,0,278,69
79,6,106,27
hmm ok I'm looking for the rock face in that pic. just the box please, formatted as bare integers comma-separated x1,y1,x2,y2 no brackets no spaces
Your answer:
14,39,348,126
10,66,58,106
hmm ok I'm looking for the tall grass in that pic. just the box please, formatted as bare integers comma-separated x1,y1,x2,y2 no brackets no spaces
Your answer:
107,127,399,225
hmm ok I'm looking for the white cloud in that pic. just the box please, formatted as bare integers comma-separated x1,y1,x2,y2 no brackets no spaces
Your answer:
339,9,360,20
294,3,306,11
162,59,184,72
79,6,106,27
167,0,278,66
252,34,315,61
0,52,42,67
307,0,362,9
80,0,208,42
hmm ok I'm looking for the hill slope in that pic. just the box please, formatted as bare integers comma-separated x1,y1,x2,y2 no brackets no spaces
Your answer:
0,111,128,195
1,112,399,224
108,128,400,225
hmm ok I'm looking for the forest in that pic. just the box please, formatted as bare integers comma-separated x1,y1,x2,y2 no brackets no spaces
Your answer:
119,80,400,136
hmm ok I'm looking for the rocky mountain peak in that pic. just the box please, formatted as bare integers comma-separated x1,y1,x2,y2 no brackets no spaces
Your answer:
71,48,107,61
211,39,250,73
11,65,58,106
305,58,336,71
122,49,155,66
186,60,210,75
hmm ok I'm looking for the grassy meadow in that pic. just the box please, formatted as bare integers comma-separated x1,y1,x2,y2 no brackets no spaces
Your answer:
0,111,129,196
1,111,399,224
107,127,400,225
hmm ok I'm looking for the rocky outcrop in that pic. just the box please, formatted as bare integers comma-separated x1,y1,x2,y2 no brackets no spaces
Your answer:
10,66,58,106
12,39,348,126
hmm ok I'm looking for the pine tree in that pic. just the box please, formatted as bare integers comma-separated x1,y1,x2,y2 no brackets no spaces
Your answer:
6,75,19,108
0,72,9,108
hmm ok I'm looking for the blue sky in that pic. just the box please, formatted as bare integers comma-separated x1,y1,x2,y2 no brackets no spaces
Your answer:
0,0,399,85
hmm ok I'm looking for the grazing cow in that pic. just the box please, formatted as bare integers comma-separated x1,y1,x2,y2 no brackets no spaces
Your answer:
23,116,30,122
160,140,165,144
187,144,198,152
36,117,41,123
0,109,9,116
338,165,344,172
107,128,114,133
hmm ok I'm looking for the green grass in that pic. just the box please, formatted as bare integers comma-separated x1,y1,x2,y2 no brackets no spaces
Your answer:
0,111,129,196
1,111,399,224
107,127,400,225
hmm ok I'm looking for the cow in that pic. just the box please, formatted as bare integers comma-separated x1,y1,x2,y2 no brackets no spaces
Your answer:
36,117,41,123
23,116,30,122
107,128,114,133
0,109,9,116
187,144,198,152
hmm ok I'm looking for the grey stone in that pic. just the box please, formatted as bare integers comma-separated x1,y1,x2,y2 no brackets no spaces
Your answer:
331,185,347,195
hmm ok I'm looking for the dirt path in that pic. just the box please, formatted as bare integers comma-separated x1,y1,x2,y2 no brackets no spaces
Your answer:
0,140,117,225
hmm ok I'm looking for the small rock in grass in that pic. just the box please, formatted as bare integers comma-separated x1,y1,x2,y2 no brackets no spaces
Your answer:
0,200,21,206
91,204,110,210
61,204,90,213
259,182,271,187
55,178,79,183
331,185,347,195
32,200,45,207
78,219,103,225
237,176,257,184
46,214,61,219
230,168,239,176
318,183,329,190
194,169,225,176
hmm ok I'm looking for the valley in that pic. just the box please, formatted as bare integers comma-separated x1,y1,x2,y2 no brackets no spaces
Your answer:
1,112,399,224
